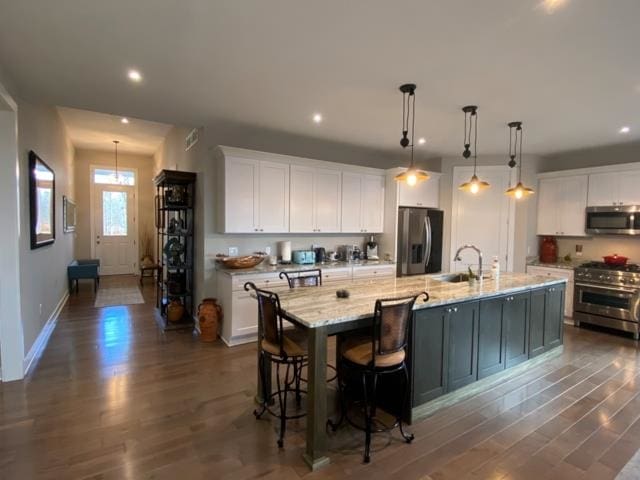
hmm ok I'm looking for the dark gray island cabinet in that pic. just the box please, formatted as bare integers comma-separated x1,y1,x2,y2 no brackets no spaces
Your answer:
409,283,565,419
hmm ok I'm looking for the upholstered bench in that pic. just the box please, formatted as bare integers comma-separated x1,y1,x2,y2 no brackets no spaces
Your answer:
67,259,100,294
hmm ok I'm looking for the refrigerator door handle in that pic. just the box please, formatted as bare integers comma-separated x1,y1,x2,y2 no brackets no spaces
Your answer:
402,209,410,275
424,216,432,270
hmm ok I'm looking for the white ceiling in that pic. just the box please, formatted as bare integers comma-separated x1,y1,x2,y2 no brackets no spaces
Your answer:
1,0,639,158
57,107,172,155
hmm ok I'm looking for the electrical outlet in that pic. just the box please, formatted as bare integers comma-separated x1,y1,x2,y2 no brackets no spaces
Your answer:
228,246,238,256
265,246,271,255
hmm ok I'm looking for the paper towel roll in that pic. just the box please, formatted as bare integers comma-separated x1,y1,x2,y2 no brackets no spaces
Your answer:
278,241,292,262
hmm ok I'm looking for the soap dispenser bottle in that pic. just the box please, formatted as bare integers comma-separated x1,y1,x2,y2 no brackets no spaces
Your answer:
491,256,500,280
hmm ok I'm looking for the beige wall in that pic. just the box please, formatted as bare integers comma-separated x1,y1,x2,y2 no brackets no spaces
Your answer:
556,236,640,264
439,155,542,273
17,99,75,356
73,149,155,262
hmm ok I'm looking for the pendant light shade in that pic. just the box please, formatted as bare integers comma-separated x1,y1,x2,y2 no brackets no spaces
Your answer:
395,83,429,186
458,106,489,193
505,122,534,199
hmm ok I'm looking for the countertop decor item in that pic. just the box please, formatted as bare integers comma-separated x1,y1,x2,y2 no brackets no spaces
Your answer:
215,254,265,269
505,121,534,199
539,236,558,263
198,298,222,342
458,106,490,194
394,83,430,186
603,254,628,266
336,289,350,298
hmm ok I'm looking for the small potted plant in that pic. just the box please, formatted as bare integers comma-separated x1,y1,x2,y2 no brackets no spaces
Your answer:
467,266,479,285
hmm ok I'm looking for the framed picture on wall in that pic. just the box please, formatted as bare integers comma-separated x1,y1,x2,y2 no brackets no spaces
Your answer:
63,196,76,233
28,150,55,249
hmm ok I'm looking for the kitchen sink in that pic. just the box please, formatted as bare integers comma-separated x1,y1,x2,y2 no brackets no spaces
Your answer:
434,273,472,283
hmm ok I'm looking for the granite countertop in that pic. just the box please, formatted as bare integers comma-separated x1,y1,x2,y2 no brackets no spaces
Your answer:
272,273,567,328
527,259,585,270
215,259,395,276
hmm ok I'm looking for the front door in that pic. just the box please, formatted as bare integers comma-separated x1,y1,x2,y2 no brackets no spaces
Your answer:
94,184,136,275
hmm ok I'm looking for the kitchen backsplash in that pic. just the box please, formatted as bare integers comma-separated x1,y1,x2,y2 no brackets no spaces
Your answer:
205,233,374,258
556,236,640,263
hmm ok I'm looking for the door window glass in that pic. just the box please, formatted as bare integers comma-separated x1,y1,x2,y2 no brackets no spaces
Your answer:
94,168,135,186
103,191,128,236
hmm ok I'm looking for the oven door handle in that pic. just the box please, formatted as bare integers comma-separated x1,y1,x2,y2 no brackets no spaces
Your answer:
576,282,638,295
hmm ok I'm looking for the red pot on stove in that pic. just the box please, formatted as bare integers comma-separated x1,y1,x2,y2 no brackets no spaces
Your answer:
603,254,628,266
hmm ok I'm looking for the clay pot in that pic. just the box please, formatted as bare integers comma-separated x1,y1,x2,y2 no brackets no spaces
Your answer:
167,299,185,322
539,236,558,264
198,298,222,342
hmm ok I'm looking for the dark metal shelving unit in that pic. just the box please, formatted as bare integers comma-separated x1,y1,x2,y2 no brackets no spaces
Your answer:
154,170,197,331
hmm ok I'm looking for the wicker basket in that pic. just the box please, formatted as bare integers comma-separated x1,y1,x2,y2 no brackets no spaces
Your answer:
215,254,265,269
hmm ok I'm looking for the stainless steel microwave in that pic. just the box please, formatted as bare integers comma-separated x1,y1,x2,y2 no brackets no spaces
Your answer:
585,205,640,235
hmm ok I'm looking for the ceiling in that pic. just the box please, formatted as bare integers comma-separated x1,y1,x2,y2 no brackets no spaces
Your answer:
1,0,639,158
57,107,172,155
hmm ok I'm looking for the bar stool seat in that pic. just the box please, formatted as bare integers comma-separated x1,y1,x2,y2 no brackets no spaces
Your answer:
262,328,308,358
341,336,405,368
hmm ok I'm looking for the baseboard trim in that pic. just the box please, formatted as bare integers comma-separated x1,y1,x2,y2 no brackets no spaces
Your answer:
221,333,257,347
23,291,69,376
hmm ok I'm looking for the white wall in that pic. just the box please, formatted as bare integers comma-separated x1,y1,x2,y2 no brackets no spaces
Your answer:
439,154,542,273
17,99,75,362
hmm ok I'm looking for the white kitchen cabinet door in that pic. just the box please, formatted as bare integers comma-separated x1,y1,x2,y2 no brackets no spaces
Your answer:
231,291,259,338
289,165,315,232
257,161,290,233
536,177,560,236
558,175,588,236
361,174,385,233
314,169,342,233
587,172,619,206
618,171,640,205
398,176,439,208
341,172,363,232
537,175,587,236
225,157,258,233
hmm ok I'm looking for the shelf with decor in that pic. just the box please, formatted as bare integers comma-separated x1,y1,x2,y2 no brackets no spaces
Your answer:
154,169,197,331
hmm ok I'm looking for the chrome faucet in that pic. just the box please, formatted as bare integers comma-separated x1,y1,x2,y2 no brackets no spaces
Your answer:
454,244,483,279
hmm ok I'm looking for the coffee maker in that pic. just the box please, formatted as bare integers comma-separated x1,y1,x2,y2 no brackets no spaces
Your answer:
366,235,379,260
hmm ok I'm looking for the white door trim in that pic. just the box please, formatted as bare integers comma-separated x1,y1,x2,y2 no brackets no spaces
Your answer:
0,82,25,381
450,165,516,273
89,164,139,273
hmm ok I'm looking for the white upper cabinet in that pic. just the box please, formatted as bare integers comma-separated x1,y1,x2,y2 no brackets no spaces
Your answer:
222,156,289,233
398,174,440,208
536,175,588,236
341,173,384,233
290,166,341,233
224,157,259,233
588,171,640,206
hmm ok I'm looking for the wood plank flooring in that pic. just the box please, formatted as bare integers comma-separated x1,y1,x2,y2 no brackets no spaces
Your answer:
2,275,640,479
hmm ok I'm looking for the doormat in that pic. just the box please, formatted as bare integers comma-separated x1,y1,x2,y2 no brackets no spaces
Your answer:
94,285,145,308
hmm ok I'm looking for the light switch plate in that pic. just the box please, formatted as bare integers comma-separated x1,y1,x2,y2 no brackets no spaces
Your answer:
228,246,238,256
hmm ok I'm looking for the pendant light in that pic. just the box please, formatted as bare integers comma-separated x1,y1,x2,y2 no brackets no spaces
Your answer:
394,83,429,186
505,121,534,199
458,105,490,194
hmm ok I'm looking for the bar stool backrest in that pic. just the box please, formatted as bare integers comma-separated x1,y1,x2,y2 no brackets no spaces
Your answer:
372,292,429,363
244,282,285,357
279,269,322,288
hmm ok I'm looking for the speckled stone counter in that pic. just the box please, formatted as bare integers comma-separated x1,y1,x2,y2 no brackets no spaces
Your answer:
526,259,585,270
215,259,395,276
275,273,567,328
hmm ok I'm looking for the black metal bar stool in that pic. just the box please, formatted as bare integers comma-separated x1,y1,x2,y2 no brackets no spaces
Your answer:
330,291,429,463
244,281,307,448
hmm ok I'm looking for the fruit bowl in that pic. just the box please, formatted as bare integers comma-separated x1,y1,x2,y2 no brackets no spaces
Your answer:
215,254,265,269
603,254,628,266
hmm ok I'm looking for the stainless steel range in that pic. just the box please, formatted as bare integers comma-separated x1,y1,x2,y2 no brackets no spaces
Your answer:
574,261,640,340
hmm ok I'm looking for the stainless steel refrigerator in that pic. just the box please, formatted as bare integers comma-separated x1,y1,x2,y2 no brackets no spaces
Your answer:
397,207,443,276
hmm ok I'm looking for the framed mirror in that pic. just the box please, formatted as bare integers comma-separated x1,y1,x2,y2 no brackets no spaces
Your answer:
63,196,76,233
29,150,55,249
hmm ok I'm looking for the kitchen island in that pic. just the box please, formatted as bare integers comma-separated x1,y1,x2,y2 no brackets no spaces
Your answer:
269,272,567,470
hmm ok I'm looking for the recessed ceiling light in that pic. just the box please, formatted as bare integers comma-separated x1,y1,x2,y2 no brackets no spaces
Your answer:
121,117,129,124
127,69,142,82
418,137,426,145
620,126,630,134
312,113,323,124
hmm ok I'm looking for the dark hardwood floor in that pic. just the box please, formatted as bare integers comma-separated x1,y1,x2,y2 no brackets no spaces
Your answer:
2,275,640,479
